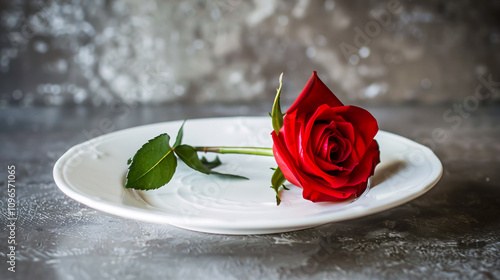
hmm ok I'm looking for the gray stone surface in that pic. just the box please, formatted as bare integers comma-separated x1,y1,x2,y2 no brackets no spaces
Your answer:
0,104,499,280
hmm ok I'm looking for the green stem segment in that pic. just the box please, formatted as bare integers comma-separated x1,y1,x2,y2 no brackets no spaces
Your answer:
194,146,274,157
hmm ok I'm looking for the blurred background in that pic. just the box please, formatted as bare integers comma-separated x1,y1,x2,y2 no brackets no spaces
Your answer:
1,0,499,107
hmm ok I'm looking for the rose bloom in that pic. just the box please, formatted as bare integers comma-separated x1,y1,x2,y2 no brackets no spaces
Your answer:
272,72,380,202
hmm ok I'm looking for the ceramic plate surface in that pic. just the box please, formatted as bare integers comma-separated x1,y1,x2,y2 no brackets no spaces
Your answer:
53,117,442,234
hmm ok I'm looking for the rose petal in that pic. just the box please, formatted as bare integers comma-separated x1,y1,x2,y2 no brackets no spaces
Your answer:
335,106,379,147
346,140,380,186
329,133,349,162
281,111,301,166
286,71,343,115
271,131,302,187
335,121,355,144
302,179,357,202
319,131,335,158
309,123,331,156
298,142,350,188
314,155,340,172
302,104,338,152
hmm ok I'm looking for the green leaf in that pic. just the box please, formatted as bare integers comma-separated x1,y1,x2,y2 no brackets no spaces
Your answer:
271,73,285,135
200,156,222,169
125,134,178,190
174,145,248,180
173,120,186,148
270,166,287,205
127,158,132,165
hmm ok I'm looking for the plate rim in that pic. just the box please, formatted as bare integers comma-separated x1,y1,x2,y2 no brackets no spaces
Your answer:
53,116,443,233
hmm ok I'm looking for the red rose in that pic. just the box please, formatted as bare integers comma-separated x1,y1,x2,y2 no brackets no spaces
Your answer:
271,72,380,202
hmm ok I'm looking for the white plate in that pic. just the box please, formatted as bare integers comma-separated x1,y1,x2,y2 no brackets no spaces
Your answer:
53,117,442,235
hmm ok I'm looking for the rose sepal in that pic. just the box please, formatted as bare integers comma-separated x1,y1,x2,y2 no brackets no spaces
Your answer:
270,73,285,135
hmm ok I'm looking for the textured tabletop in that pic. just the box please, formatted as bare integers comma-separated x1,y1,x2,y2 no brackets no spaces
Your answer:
1,104,499,280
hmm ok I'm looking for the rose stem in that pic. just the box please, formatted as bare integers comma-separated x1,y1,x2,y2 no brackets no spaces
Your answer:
193,147,274,157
